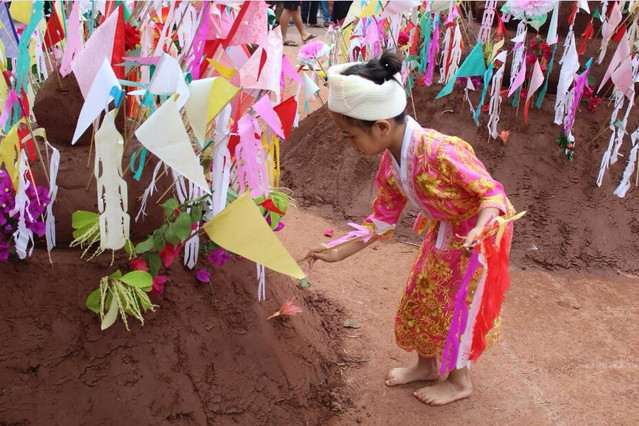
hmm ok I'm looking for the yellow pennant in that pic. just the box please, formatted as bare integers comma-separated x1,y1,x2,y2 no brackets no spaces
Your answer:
206,58,237,80
203,193,305,279
0,120,23,190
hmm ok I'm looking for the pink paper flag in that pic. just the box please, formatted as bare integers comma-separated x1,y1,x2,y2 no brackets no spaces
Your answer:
252,95,284,138
280,54,302,86
527,60,545,100
598,33,630,92
508,56,527,98
59,1,81,77
71,8,119,97
226,0,267,47
239,28,283,96
611,57,634,99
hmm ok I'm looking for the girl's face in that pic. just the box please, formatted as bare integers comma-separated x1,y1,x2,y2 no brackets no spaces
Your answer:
331,113,391,156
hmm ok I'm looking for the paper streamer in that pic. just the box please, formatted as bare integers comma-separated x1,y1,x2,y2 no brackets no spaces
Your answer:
257,263,266,301
135,161,164,222
8,150,34,259
44,141,59,252
235,114,269,198
554,28,578,125
614,128,639,198
478,0,498,43
95,110,129,251
211,104,233,217
456,258,488,370
487,52,507,139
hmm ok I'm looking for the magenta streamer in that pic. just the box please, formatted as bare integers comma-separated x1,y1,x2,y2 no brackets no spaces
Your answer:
187,2,211,80
564,67,590,135
424,21,439,86
0,89,20,128
440,250,480,375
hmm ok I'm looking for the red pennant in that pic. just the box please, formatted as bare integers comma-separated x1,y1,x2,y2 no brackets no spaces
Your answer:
568,1,578,26
577,18,594,55
523,97,532,125
17,123,36,162
111,5,126,79
273,96,297,139
256,49,268,82
43,5,65,48
611,23,627,43
258,199,285,215
496,13,507,40
227,134,240,158
198,39,222,78
222,2,250,49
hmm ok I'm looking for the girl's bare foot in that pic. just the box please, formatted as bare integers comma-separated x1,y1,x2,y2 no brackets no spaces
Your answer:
414,366,472,405
385,355,439,386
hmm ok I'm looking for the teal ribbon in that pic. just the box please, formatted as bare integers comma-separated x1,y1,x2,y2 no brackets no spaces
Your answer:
535,44,557,108
15,1,44,92
130,147,148,181
474,62,494,125
418,13,432,73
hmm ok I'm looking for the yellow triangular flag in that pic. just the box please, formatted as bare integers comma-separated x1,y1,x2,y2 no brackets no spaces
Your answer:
0,120,22,190
208,77,241,123
203,193,305,279
359,0,379,17
9,1,32,24
206,58,237,80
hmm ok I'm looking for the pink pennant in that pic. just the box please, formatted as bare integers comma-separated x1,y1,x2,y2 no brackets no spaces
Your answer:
598,33,630,92
71,8,119,97
252,95,284,138
0,90,20,128
508,55,527,98
187,1,212,80
527,60,545,101
611,58,634,99
281,54,302,86
59,1,81,77
239,28,283,95
226,0,267,47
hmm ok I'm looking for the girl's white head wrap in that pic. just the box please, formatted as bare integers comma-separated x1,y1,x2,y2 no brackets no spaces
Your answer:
327,62,407,121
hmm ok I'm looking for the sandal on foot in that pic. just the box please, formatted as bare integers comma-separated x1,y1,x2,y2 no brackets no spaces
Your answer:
302,34,317,43
283,39,298,46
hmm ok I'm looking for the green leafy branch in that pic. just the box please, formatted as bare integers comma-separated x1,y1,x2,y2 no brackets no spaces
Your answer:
86,270,157,331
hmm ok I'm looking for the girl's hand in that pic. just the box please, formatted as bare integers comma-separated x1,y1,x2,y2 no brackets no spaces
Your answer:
305,244,343,263
463,225,484,250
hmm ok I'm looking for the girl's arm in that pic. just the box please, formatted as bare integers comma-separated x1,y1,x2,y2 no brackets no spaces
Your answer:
306,236,378,263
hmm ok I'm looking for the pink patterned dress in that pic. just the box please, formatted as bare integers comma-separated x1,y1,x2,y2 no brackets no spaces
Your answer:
363,116,516,359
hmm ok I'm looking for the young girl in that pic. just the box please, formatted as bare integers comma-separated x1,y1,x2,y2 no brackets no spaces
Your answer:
306,51,516,406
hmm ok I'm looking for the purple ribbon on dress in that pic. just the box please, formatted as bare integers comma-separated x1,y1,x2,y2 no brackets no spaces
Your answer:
440,250,481,375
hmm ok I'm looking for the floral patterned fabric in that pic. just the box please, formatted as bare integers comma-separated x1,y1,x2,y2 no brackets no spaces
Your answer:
363,118,516,359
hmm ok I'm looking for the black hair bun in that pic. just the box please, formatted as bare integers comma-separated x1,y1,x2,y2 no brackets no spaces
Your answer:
379,51,403,80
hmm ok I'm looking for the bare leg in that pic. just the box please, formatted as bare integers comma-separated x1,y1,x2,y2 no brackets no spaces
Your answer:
385,354,439,386
414,366,472,406
280,8,292,41
291,8,310,41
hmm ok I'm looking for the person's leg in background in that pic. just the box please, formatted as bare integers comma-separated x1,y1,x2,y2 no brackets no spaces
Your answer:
320,1,330,27
331,0,352,25
301,1,310,25
308,1,320,27
281,1,312,45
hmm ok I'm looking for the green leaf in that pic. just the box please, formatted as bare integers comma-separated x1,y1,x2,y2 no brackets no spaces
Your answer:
124,239,135,255
226,188,239,205
298,278,311,288
189,205,203,224
86,289,101,314
160,198,179,217
153,231,165,252
71,211,99,230
135,236,155,254
164,223,180,246
101,293,120,330
147,252,161,277
138,292,153,311
121,270,153,290
72,223,97,240
173,212,192,241
269,213,281,230
109,270,123,279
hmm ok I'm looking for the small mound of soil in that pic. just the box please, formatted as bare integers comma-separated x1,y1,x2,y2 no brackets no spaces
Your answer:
281,86,639,275
32,71,172,245
0,252,345,424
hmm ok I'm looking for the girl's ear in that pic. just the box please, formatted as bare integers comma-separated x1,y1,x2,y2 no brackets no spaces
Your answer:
374,119,391,136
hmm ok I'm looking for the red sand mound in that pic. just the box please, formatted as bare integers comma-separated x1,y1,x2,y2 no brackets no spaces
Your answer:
0,250,345,424
281,85,639,275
